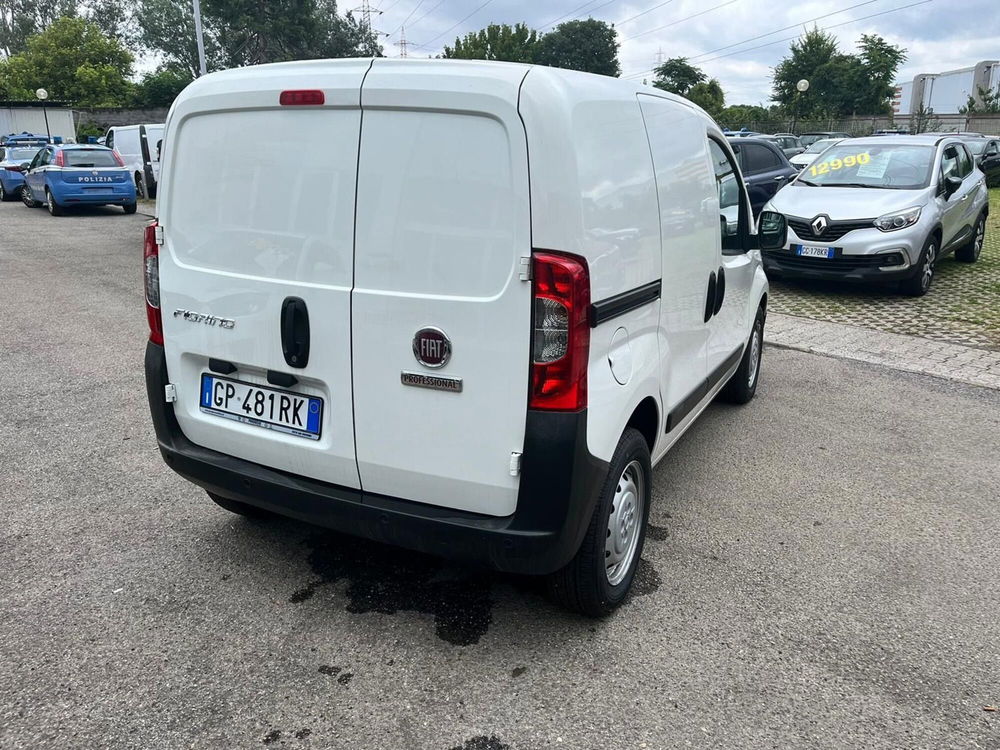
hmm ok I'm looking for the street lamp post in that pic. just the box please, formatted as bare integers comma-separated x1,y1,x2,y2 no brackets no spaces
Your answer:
792,78,810,134
36,88,51,142
192,0,207,76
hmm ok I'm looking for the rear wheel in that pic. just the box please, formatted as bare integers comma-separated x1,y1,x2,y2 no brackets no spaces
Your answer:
720,305,764,404
207,492,272,518
900,235,937,297
123,202,137,214
546,428,651,617
134,173,147,200
955,214,985,263
45,189,64,216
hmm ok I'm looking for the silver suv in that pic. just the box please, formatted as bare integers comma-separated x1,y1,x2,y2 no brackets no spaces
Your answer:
762,135,989,296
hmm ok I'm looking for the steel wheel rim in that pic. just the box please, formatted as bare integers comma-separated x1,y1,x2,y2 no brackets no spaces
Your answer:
747,325,761,388
974,221,984,258
47,193,55,214
606,460,644,586
21,187,30,206
921,243,935,291
0,183,5,200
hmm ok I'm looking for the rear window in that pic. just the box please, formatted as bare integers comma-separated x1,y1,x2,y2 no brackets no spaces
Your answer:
5,147,40,162
63,149,120,167
741,143,782,173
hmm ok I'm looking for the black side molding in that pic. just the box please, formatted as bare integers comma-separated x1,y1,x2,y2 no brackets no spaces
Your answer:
665,345,743,433
589,280,661,327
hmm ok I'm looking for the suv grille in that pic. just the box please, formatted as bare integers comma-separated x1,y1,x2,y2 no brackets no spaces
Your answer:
764,250,904,272
787,216,875,243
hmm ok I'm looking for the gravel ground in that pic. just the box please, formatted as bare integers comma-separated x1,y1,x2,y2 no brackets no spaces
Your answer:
2,199,1000,750
769,188,1000,351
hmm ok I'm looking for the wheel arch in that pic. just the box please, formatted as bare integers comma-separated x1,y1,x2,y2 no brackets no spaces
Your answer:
625,396,659,454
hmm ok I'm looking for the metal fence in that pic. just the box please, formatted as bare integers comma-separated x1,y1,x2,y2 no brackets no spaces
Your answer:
718,113,1000,136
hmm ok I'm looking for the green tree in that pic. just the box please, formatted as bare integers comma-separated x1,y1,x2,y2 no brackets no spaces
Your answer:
686,79,724,118
960,85,1000,114
651,57,705,96
718,104,769,126
0,0,76,56
132,66,193,107
772,27,905,118
532,18,619,77
136,0,217,75
443,22,538,63
0,15,134,106
79,0,134,46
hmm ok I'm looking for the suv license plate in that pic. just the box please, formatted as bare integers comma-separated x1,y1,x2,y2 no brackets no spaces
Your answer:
795,244,835,258
199,374,323,440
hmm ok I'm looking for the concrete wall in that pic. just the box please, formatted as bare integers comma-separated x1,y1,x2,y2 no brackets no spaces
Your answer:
1,107,76,141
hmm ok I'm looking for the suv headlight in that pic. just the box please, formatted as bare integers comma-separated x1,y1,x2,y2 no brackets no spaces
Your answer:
875,207,921,232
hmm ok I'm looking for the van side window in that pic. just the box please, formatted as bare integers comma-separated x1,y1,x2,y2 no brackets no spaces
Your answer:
105,131,114,150
741,143,781,174
708,139,744,249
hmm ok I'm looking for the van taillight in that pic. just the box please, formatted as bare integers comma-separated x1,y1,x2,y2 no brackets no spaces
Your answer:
53,150,64,167
530,251,590,411
112,149,126,166
280,90,325,106
143,221,163,346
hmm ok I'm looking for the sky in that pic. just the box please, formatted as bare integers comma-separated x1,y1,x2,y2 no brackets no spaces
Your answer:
370,0,1000,105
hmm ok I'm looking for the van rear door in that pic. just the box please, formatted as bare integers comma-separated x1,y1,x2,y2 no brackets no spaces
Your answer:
351,61,532,517
158,61,369,490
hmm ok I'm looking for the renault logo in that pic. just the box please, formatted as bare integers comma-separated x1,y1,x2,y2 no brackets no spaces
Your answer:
412,327,451,368
811,215,830,235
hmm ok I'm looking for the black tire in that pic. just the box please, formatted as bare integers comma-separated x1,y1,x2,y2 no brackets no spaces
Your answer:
123,202,138,214
720,305,765,405
0,182,11,201
46,189,64,216
21,185,40,208
546,428,652,617
207,492,272,518
955,214,985,263
900,234,938,297
134,173,147,200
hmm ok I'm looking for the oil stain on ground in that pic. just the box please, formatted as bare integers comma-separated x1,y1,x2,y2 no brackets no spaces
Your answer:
448,736,510,750
291,531,494,646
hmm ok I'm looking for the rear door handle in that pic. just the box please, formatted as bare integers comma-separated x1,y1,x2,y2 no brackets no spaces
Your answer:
280,297,310,369
774,175,786,181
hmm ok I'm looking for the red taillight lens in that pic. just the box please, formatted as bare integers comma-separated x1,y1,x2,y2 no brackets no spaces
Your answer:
530,251,590,411
143,221,163,346
5,165,22,172
280,89,325,106
53,150,65,167
112,149,125,166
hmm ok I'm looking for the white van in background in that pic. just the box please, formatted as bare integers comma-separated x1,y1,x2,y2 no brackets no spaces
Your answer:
143,59,787,615
105,123,164,199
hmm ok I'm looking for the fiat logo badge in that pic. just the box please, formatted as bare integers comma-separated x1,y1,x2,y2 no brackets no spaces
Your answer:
412,327,451,369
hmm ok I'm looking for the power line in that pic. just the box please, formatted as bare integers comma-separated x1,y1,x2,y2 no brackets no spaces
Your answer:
411,0,496,50
622,0,934,80
541,0,621,30
613,0,677,28
539,0,607,30
389,0,427,36
687,0,887,61
622,0,741,42
405,0,449,33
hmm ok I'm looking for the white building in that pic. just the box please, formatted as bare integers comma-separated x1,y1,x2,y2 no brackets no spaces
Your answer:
1,101,77,142
893,60,999,114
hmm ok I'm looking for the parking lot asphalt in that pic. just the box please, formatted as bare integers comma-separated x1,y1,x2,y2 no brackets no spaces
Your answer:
2,199,1000,750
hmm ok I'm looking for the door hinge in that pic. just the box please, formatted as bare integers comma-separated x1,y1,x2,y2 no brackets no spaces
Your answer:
509,451,522,476
164,383,177,403
518,257,532,281
154,224,164,245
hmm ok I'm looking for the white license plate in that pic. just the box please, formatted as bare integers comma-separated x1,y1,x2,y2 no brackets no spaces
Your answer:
199,374,323,440
795,244,835,258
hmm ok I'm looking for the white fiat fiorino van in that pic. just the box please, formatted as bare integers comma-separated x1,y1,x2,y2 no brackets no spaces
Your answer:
143,59,787,615
105,123,164,198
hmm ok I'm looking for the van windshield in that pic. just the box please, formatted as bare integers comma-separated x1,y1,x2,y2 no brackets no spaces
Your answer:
64,149,120,168
797,143,935,189
803,138,841,154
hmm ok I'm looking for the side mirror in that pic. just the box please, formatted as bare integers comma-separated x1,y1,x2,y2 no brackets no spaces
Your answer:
19,162,31,171
943,175,962,198
756,211,787,250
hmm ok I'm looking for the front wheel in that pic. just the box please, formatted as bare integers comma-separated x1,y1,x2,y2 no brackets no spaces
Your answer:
720,306,765,404
955,214,985,263
546,428,652,617
21,185,40,208
900,235,937,297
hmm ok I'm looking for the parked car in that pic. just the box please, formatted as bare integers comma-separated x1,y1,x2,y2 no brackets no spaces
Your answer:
762,135,989,296
799,131,853,148
0,144,42,201
143,58,787,616
20,144,137,215
104,123,164,199
955,136,1000,184
766,133,805,158
789,137,846,170
727,137,798,215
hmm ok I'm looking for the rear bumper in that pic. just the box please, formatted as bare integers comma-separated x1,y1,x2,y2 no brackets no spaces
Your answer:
145,341,608,575
52,184,135,204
